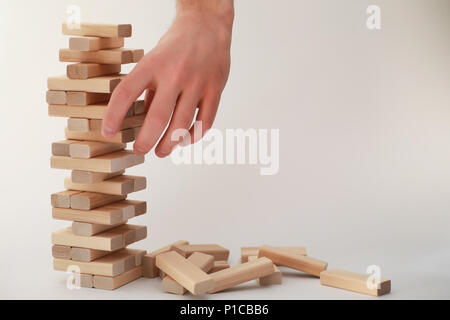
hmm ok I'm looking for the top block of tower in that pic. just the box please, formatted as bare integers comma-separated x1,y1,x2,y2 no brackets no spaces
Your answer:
62,23,132,38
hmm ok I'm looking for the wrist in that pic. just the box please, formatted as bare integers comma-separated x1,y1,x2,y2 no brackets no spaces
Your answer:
176,0,234,30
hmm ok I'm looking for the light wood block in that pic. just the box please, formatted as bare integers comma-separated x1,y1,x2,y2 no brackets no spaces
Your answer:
52,245,71,260
69,141,126,158
67,63,121,80
60,48,137,64
52,140,79,156
320,269,391,296
71,170,124,184
70,192,125,210
69,36,124,51
258,245,327,277
142,240,189,278
130,49,144,62
65,126,137,144
62,23,132,38
64,175,139,196
52,206,124,225
71,247,110,262
80,274,94,288
52,227,123,251
51,190,82,208
49,100,143,119
208,257,274,293
209,261,230,273
48,75,125,93
51,150,144,173
162,252,214,295
67,118,90,132
94,266,142,290
156,251,213,295
174,244,229,261
72,221,126,237
241,246,307,263
72,115,145,133
66,92,111,106
248,256,282,286
46,90,66,104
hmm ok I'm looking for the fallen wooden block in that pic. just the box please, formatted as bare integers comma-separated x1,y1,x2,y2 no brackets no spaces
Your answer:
69,36,124,51
70,192,125,210
72,221,127,237
69,141,126,158
51,190,82,208
71,247,110,262
173,244,230,261
51,150,144,173
209,261,230,273
52,140,79,156
60,48,142,65
320,269,391,296
69,115,145,133
71,170,125,184
258,245,327,277
208,257,275,293
67,63,121,80
142,240,189,278
52,245,71,260
62,23,132,38
48,75,125,93
156,251,213,295
67,92,111,106
49,100,144,119
241,246,307,263
65,126,138,144
248,256,282,286
94,266,142,290
64,175,146,195
162,252,214,295
46,90,66,105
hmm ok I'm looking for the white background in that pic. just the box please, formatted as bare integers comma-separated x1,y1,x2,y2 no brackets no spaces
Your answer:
0,0,449,299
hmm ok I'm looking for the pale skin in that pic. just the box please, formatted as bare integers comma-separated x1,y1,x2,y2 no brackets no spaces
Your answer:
102,0,235,157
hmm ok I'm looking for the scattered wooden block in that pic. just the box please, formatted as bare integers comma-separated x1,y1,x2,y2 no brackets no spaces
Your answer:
52,140,79,156
258,245,327,277
209,261,230,273
69,36,124,51
67,63,121,80
174,244,229,261
48,75,125,93
71,170,125,184
72,221,127,237
208,257,275,293
241,246,307,263
69,141,126,158
66,92,111,106
142,240,189,278
52,245,71,260
60,48,138,64
70,192,125,210
320,269,391,296
64,175,140,196
71,247,110,262
248,256,282,286
62,23,132,38
93,266,142,290
156,251,213,295
65,126,138,144
162,252,214,295
46,90,66,105
51,150,144,173
51,190,82,208
49,100,143,119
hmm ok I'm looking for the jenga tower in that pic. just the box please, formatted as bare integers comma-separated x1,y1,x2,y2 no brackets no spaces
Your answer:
48,23,148,290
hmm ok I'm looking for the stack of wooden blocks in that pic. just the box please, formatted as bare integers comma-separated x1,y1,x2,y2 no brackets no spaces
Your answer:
49,23,149,290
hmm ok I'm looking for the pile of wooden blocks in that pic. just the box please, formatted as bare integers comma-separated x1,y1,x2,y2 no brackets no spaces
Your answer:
142,242,391,296
49,23,149,290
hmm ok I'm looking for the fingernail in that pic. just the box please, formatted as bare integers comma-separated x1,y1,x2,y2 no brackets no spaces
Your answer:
102,125,114,138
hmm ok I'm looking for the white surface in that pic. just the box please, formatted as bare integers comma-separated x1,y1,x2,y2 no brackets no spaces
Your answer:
1,0,449,299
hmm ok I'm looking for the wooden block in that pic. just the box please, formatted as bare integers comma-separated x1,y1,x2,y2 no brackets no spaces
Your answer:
70,192,125,210
133,100,146,115
69,141,126,158
46,90,66,104
48,75,125,93
52,140,79,156
67,118,89,132
258,245,327,277
80,274,94,288
162,252,214,295
87,115,145,132
52,205,124,225
93,266,142,290
49,100,143,119
60,48,136,64
52,245,71,260
51,150,144,173
65,126,137,144
208,257,274,293
51,190,82,208
71,170,124,184
209,261,230,273
67,63,121,80
69,36,124,51
120,200,147,217
130,49,144,62
71,247,110,262
174,244,229,261
66,92,111,106
64,176,134,196
72,221,126,237
320,269,391,296
156,251,213,295
123,175,147,192
248,256,282,286
142,240,189,278
62,23,132,38
52,227,123,251
241,246,307,263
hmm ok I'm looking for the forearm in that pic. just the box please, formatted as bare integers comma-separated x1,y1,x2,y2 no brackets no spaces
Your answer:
176,0,234,29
